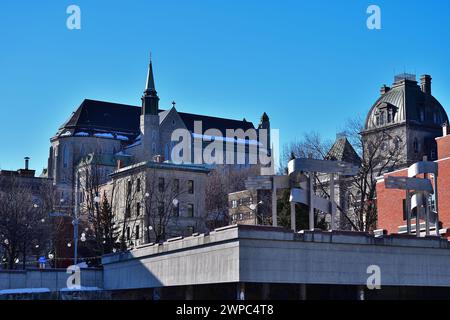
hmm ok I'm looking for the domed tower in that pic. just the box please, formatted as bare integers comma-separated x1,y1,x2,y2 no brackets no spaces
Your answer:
362,73,448,169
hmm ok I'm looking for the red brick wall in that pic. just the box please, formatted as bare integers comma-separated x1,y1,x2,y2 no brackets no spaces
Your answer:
376,168,408,233
437,159,450,230
377,134,450,234
437,135,450,160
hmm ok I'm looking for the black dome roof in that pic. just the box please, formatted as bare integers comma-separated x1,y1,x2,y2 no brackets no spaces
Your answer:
364,76,448,131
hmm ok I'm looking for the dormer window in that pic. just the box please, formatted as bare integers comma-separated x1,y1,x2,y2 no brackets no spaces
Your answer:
375,103,397,127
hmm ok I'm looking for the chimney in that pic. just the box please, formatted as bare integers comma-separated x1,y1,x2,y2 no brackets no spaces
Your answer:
117,159,124,170
436,122,450,159
443,122,449,137
380,85,390,95
24,157,30,170
420,74,432,95
153,154,164,163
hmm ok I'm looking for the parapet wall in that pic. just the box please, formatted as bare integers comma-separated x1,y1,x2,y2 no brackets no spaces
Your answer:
102,225,450,290
0,268,103,292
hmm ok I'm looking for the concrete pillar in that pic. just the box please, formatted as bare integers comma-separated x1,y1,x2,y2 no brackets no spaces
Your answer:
357,286,365,300
290,202,296,231
406,189,411,234
416,206,421,238
272,186,277,227
433,174,440,235
425,192,430,236
299,284,307,300
329,173,335,230
185,285,194,300
262,283,270,300
309,174,314,230
237,283,245,300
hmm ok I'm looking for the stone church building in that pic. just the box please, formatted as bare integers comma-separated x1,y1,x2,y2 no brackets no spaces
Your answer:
44,58,270,244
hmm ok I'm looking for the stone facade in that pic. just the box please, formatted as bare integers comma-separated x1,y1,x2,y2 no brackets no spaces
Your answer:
362,74,448,171
97,161,210,246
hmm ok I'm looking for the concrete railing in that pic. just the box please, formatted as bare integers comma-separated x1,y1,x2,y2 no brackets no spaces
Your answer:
0,268,103,291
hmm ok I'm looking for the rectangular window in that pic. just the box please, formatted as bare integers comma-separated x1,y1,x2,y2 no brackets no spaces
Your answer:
127,180,132,194
126,227,130,241
137,178,141,192
402,199,407,221
135,225,140,240
136,202,141,216
158,177,165,192
188,180,194,194
125,205,131,218
174,179,180,193
187,203,194,217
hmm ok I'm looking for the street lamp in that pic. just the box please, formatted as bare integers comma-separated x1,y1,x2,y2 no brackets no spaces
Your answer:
249,201,264,225
49,211,80,265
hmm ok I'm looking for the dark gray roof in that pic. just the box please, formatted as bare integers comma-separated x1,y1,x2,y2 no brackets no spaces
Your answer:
364,78,448,131
325,137,361,165
56,99,255,140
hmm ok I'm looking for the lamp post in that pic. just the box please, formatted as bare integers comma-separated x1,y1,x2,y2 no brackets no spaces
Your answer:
249,201,264,225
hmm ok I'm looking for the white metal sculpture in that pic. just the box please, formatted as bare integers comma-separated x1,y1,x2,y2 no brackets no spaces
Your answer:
384,160,439,236
288,158,359,231
245,158,359,231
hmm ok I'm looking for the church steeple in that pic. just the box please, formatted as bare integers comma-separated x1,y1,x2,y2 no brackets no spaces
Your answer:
140,55,161,161
142,56,159,115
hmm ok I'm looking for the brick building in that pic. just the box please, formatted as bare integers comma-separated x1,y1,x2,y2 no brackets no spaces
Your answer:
376,125,450,237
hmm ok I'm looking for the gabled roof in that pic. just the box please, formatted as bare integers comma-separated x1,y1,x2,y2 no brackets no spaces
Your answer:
59,99,141,133
326,136,361,165
56,99,255,139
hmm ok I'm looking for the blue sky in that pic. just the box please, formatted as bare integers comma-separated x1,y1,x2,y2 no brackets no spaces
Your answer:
1,0,450,171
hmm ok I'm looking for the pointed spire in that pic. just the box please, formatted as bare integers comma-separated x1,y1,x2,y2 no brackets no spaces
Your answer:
142,53,159,115
145,53,156,93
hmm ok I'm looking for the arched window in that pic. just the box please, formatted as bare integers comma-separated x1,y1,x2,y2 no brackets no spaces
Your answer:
63,145,69,168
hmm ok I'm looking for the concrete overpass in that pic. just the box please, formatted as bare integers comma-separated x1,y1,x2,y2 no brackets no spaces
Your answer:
101,225,450,299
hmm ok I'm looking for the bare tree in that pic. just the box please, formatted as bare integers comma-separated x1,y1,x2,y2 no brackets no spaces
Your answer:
0,176,53,269
143,170,187,243
205,166,260,229
283,117,404,232
343,117,404,231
